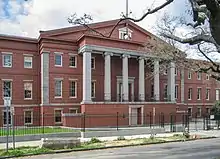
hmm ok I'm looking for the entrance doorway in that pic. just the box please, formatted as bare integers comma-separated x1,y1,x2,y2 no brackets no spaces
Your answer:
129,106,143,126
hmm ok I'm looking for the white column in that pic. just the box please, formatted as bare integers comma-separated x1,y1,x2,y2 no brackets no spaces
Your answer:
82,52,92,103
154,59,160,101
122,54,129,101
41,51,50,105
139,57,145,101
104,52,112,101
168,61,175,102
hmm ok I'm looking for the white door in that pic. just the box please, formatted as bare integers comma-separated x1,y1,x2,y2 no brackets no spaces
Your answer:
130,108,138,125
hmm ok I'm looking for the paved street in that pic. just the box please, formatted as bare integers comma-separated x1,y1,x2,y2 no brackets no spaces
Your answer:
19,138,220,159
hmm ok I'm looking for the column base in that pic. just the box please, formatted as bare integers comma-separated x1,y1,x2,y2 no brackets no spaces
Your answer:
81,100,92,104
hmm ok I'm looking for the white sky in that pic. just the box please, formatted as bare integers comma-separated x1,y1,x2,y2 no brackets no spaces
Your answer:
0,0,187,38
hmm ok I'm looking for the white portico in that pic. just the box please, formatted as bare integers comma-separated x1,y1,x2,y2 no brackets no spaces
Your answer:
79,45,176,104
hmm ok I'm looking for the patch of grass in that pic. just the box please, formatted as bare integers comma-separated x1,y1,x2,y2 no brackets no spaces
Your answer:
0,127,78,136
0,147,51,157
87,137,102,144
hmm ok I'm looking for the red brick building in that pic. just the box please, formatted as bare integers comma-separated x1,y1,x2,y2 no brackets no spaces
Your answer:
0,19,219,127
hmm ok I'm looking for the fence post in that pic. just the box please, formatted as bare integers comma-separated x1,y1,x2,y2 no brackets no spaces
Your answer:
12,112,15,149
170,113,173,132
203,115,205,130
116,112,119,131
195,112,197,131
162,113,164,128
149,112,152,128
187,114,190,132
42,113,45,135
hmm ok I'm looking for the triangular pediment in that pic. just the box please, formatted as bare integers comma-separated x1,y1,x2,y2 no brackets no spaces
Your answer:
40,19,153,43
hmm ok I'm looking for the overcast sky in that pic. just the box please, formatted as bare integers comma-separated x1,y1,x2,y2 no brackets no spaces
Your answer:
0,0,188,38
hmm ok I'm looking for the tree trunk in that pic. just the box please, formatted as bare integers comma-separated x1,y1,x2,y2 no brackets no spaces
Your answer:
210,12,220,45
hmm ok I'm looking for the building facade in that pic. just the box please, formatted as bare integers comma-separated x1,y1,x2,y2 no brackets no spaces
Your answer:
0,19,219,127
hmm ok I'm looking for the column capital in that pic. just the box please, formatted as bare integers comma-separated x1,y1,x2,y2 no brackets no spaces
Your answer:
104,52,113,56
122,54,130,58
138,56,145,60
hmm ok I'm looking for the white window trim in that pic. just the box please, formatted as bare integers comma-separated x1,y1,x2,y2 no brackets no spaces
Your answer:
197,72,201,80
216,89,220,101
24,110,33,125
69,80,77,98
55,79,63,98
175,68,178,76
197,107,202,117
2,53,12,68
2,110,12,126
24,82,33,100
188,71,192,79
164,84,168,99
69,54,77,68
91,57,95,69
69,108,78,114
197,87,201,100
206,74,210,80
54,108,63,124
54,52,63,67
188,87,192,100
206,88,210,100
188,107,193,117
2,80,12,98
24,56,33,69
91,81,96,98
175,84,178,99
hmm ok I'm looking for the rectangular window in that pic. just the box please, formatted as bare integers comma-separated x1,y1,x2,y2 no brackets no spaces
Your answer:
175,68,178,76
24,110,33,125
91,57,95,69
188,71,192,79
206,88,210,100
197,107,202,117
151,84,154,98
91,81,96,98
216,89,220,100
54,109,62,123
206,74,210,80
69,109,78,114
24,83,32,99
206,108,210,114
24,56,33,68
3,111,12,125
55,80,62,97
175,85,178,99
55,53,62,66
3,81,12,97
69,80,77,98
188,88,192,100
164,84,168,99
188,107,192,118
197,88,201,100
69,55,77,68
2,54,12,68
197,72,201,80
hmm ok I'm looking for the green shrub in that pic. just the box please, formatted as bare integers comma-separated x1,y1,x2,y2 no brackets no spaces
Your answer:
183,132,190,139
89,137,102,144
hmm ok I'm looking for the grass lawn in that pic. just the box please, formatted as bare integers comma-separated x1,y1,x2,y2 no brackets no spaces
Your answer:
0,127,79,136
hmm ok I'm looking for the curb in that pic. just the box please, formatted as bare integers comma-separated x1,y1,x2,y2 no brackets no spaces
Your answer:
0,137,216,159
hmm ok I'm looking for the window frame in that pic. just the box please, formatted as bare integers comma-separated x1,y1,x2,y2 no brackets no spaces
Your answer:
164,84,168,99
206,88,210,100
24,110,33,125
54,109,62,124
197,87,201,100
2,53,12,68
216,89,220,101
188,70,192,79
188,87,192,100
3,110,12,126
24,82,33,100
69,79,77,98
24,56,33,69
206,74,210,80
54,52,63,67
197,72,202,80
69,54,77,68
175,85,178,99
3,80,12,98
91,57,95,69
197,107,202,117
55,79,62,98
69,108,78,114
91,81,96,98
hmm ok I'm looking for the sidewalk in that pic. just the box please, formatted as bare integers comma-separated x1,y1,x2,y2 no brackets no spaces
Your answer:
0,130,219,150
